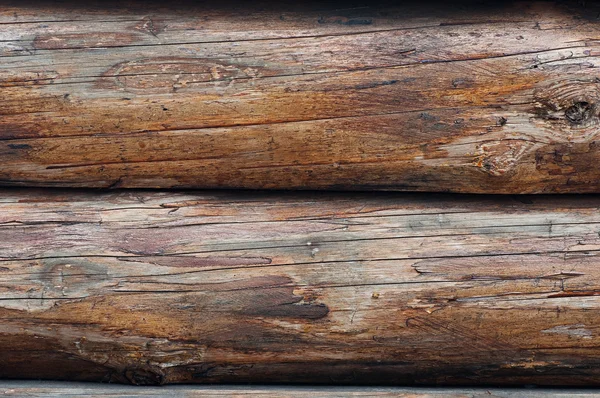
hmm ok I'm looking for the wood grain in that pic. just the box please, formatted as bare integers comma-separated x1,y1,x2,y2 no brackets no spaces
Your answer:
3,0,600,192
3,189,600,384
0,382,596,398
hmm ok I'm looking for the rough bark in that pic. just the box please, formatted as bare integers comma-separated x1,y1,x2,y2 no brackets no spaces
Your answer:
0,382,595,398
3,0,600,192
3,189,600,385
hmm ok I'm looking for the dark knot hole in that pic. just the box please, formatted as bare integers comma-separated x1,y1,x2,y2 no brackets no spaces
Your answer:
565,101,594,124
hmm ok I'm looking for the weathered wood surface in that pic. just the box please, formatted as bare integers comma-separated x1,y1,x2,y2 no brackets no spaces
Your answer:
3,1,600,192
0,382,597,398
4,189,600,385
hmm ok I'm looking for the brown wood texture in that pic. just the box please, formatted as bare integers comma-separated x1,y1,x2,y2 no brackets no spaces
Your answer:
3,0,600,192
3,189,600,385
0,382,597,398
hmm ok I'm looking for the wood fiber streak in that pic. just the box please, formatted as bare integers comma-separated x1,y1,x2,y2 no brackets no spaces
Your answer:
3,1,600,192
2,189,600,385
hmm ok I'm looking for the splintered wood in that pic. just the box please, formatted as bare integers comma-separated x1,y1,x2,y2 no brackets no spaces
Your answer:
1,189,600,385
2,1,600,192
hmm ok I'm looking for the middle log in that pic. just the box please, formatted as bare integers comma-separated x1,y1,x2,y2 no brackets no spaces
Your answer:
2,189,600,385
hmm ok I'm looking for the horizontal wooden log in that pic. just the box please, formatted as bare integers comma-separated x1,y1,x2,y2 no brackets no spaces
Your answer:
3,189,600,384
2,0,600,192
0,382,595,398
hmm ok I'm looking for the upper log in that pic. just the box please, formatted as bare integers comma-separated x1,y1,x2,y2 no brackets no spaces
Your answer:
4,189,600,385
3,0,600,192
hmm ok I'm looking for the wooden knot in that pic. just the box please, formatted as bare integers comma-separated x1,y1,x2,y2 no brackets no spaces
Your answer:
96,57,277,94
533,79,600,138
535,78,600,110
565,101,594,125
474,139,535,177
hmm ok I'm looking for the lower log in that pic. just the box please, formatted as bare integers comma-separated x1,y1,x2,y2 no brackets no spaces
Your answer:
3,189,600,385
0,382,595,397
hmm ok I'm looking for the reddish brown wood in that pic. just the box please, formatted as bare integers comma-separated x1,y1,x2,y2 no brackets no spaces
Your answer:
2,1,600,192
3,189,600,385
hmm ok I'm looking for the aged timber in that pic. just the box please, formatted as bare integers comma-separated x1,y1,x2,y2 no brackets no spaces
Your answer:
2,1,600,192
1,382,598,398
3,189,600,384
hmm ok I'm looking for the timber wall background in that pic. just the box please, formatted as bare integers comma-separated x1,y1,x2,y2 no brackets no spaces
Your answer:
3,0,600,392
